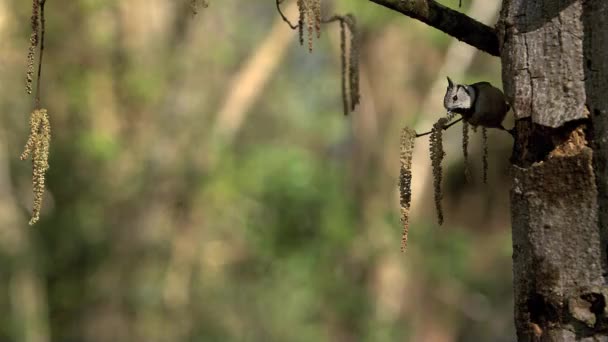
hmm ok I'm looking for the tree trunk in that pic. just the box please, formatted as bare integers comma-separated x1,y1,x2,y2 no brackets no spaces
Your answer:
368,0,608,339
501,0,608,340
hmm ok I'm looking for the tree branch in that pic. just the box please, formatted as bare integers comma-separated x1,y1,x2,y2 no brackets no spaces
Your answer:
415,116,462,138
366,0,500,56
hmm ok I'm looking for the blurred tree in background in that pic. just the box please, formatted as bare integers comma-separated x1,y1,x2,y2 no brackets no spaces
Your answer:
0,0,514,341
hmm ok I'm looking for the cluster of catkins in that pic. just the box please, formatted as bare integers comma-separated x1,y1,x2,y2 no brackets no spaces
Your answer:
297,0,322,52
398,114,491,251
23,0,51,225
292,0,360,116
20,109,51,225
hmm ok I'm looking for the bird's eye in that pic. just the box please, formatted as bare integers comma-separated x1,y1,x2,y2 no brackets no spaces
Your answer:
452,95,458,101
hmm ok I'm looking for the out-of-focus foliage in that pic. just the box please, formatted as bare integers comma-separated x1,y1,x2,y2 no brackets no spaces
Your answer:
0,0,514,341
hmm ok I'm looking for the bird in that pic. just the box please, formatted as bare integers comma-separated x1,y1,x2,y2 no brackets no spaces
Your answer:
443,77,511,132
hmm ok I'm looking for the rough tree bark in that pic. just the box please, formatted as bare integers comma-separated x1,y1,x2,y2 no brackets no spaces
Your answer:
369,0,608,340
501,0,608,340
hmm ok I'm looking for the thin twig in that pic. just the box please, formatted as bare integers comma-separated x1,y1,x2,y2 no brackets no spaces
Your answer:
276,2,347,30
35,0,46,108
415,117,463,138
322,15,343,24
276,0,298,29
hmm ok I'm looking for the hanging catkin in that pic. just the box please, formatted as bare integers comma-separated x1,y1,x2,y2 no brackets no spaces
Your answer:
429,117,448,225
399,127,416,251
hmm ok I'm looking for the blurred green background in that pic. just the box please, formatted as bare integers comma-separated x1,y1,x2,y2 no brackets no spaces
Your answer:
0,0,515,341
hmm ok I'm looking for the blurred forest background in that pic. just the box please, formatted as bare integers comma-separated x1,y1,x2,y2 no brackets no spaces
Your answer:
0,0,515,341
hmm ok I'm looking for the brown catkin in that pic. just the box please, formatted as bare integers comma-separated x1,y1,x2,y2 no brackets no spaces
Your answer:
482,127,488,184
292,11,359,115
20,111,40,161
399,127,416,252
21,108,51,225
295,0,320,52
26,0,40,94
305,4,314,52
462,121,471,182
334,14,359,115
344,15,360,110
30,0,39,37
339,19,349,116
430,117,448,225
312,0,321,39
297,0,305,46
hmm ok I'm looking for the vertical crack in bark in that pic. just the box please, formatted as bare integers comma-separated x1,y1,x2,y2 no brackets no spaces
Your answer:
522,34,534,118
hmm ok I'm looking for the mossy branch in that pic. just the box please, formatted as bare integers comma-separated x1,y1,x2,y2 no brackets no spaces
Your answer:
366,0,499,56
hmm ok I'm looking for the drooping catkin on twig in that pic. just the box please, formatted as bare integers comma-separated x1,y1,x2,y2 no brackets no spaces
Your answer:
462,121,471,182
312,0,321,38
330,14,360,115
305,3,314,51
20,108,51,225
399,127,416,252
482,127,488,184
339,19,349,116
26,0,40,94
23,0,50,225
297,0,305,45
275,1,360,116
344,15,359,111
296,0,322,52
430,117,448,225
